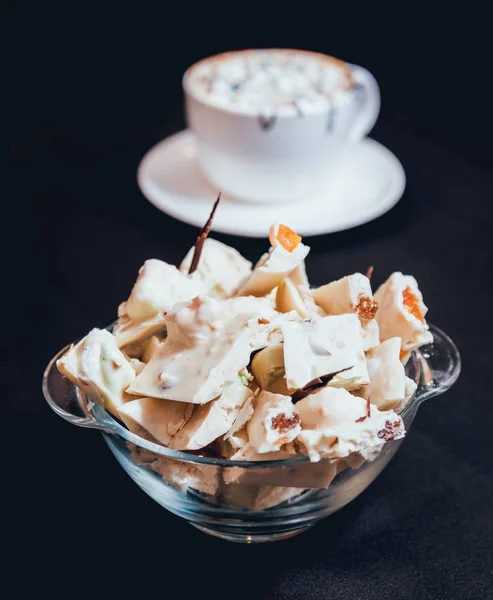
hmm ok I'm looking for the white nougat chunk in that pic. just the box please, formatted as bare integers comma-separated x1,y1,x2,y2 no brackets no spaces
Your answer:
229,444,296,462
226,427,250,450
117,397,193,446
363,338,406,410
237,242,310,297
296,387,405,462
115,256,200,348
224,394,255,440
276,278,310,319
126,259,205,320
127,327,252,404
57,328,136,417
254,487,306,511
260,310,303,346
113,313,167,349
142,335,165,363
328,351,370,390
297,387,366,429
164,295,277,347
126,296,274,404
374,272,433,352
288,261,309,288
361,318,380,351
179,238,252,298
127,357,146,375
300,289,327,318
313,272,379,350
282,314,364,390
227,443,337,490
251,344,291,395
247,391,301,453
130,445,219,498
312,273,375,319
169,381,253,450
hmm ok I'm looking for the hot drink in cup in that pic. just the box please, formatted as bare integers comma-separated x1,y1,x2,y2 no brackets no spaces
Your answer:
183,49,380,204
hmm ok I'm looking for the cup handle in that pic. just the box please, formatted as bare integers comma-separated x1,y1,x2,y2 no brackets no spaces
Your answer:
348,66,381,141
415,323,461,403
42,345,117,433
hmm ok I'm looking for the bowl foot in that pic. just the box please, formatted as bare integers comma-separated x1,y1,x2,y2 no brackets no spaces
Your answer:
191,523,313,543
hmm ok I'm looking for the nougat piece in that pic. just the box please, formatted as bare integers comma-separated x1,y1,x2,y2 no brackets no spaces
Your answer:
118,397,193,446
247,391,301,453
237,225,310,297
179,238,252,298
282,314,364,390
224,394,255,441
254,486,307,511
127,296,274,404
113,259,205,348
296,387,405,462
327,351,370,391
312,273,376,319
57,328,136,417
113,313,167,349
126,357,146,375
126,259,205,320
312,272,379,350
251,344,291,395
288,261,309,288
363,337,406,410
374,272,433,352
169,381,253,450
142,335,166,363
276,278,310,319
130,445,220,498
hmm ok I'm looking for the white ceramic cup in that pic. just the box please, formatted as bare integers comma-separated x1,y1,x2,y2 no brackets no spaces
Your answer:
183,49,380,204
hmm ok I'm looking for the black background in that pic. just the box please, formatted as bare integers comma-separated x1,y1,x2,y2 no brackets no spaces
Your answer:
4,2,493,598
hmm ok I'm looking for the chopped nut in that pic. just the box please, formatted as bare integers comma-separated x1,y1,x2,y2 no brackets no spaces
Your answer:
158,372,178,389
377,420,403,441
271,412,301,434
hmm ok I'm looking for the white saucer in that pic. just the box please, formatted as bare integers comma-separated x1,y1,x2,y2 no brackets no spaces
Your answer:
137,130,405,238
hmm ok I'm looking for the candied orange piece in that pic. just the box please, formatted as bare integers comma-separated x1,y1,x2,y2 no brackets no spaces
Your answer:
402,286,424,322
275,224,302,252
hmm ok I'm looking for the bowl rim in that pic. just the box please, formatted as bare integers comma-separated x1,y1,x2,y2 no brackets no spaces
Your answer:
43,323,463,469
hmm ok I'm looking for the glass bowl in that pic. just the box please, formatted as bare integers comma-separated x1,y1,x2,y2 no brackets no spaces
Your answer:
43,323,460,543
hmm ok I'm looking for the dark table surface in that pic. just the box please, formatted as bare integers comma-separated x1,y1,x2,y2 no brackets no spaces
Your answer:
6,105,493,598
